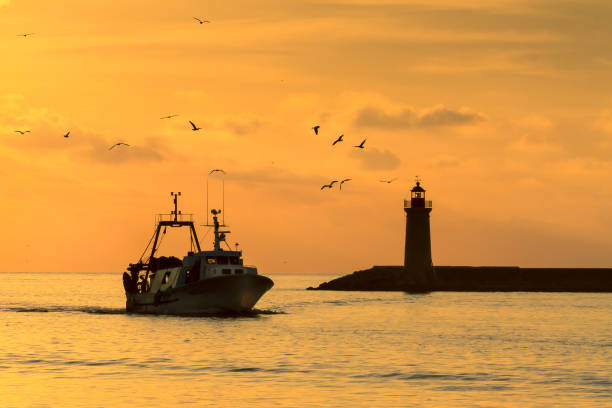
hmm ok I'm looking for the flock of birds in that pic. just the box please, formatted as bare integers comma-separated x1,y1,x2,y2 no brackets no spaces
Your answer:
13,17,215,152
310,125,398,191
14,17,399,190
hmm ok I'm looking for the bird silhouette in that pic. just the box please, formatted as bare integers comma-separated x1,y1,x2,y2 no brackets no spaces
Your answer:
14,130,30,134
339,178,352,190
353,139,366,149
109,142,130,150
160,114,178,119
189,121,201,131
312,125,320,135
320,180,339,190
193,17,210,24
63,131,70,138
332,134,344,146
379,178,398,184
17,33,34,38
209,169,226,175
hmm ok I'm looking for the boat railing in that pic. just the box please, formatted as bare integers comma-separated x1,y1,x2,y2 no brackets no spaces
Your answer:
156,213,194,223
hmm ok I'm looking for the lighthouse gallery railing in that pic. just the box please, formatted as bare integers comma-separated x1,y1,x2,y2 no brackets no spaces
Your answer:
404,200,433,208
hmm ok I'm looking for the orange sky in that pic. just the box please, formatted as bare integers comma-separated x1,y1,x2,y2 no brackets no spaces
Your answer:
1,0,611,273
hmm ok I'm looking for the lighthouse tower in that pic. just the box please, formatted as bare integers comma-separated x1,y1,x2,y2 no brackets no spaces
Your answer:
404,179,434,287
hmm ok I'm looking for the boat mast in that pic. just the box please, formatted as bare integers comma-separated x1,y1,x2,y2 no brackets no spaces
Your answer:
149,192,201,261
211,209,230,251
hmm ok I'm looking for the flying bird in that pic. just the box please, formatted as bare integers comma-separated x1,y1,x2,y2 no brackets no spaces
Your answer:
209,169,226,175
189,121,201,131
380,178,398,184
109,142,130,150
17,33,34,38
332,134,343,146
14,130,30,134
320,180,339,190
339,179,352,190
353,139,366,149
193,17,211,24
160,114,178,119
63,131,70,138
312,125,320,135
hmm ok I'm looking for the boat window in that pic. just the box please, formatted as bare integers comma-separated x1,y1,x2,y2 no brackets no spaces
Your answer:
217,256,228,265
230,257,240,265
222,269,232,275
235,269,243,274
206,256,216,264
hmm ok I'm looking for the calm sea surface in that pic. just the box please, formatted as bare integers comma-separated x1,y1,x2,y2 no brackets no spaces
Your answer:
0,273,610,407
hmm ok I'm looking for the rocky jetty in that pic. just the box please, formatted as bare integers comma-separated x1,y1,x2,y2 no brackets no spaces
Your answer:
307,266,429,292
308,266,612,292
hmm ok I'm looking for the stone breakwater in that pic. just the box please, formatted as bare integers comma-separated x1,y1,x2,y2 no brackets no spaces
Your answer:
308,266,612,292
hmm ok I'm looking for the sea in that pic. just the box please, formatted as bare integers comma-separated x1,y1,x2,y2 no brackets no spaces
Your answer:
0,273,611,408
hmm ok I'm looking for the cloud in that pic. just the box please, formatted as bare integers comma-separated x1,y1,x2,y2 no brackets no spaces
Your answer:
353,104,486,129
508,134,561,154
3,125,165,164
81,136,165,164
0,97,166,164
515,114,554,130
223,166,321,187
595,109,612,134
349,147,401,171
435,158,461,167
224,118,261,136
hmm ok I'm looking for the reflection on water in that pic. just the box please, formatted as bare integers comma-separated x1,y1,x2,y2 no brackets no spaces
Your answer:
1,273,611,407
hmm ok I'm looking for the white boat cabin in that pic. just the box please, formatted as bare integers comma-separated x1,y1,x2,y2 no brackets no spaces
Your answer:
143,250,258,295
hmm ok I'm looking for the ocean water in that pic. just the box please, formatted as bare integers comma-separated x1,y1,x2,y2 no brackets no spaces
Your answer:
0,273,611,408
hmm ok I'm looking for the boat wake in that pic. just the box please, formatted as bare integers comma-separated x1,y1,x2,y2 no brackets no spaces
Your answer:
4,306,127,314
3,306,285,317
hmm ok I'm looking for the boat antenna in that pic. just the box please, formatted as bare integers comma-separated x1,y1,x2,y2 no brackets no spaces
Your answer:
205,169,226,226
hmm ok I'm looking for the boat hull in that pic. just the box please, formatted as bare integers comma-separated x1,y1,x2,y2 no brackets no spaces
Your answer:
125,274,274,315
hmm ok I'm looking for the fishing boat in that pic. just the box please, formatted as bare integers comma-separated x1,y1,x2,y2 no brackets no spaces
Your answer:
122,192,274,314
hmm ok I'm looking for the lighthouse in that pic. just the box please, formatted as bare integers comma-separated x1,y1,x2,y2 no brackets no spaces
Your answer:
404,179,434,287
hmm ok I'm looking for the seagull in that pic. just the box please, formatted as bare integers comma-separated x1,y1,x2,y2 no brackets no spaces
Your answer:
332,134,344,146
189,121,201,131
14,130,30,134
209,169,226,175
312,125,320,135
380,178,398,184
109,142,130,150
353,139,366,149
320,180,339,190
160,114,178,119
339,178,352,190
63,131,70,138
193,17,211,24
17,33,34,38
